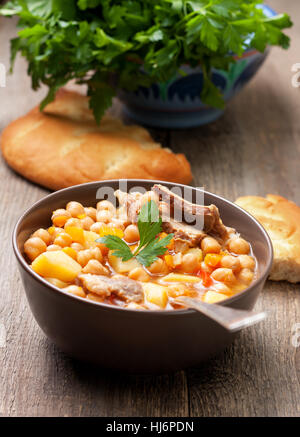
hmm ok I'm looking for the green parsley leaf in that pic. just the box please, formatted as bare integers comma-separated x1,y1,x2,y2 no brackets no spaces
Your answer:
136,234,174,267
0,1,292,122
136,200,162,250
78,0,102,10
87,73,115,124
97,235,134,262
96,200,173,267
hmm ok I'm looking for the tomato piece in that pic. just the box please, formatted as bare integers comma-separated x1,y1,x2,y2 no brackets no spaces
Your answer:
196,270,213,288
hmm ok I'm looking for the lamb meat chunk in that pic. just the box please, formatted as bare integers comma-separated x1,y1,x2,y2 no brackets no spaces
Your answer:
114,190,143,223
78,274,111,298
110,274,144,303
79,273,144,303
163,218,205,249
152,184,227,238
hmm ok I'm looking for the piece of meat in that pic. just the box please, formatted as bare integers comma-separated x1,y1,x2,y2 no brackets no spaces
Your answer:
114,190,143,223
78,273,144,303
163,218,205,248
111,274,144,303
152,184,227,238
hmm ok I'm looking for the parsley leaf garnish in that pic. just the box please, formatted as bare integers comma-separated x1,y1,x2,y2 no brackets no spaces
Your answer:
97,234,133,262
97,200,173,267
136,234,174,267
137,199,162,249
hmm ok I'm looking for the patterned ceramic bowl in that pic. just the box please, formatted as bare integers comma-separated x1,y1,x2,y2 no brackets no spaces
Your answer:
118,5,276,129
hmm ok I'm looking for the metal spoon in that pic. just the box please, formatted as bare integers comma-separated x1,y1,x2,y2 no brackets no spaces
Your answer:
175,296,266,332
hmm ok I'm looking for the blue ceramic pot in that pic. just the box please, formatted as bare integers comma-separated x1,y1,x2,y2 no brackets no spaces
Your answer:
118,5,276,128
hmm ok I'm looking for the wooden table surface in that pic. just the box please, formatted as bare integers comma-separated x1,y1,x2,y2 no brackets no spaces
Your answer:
0,0,299,417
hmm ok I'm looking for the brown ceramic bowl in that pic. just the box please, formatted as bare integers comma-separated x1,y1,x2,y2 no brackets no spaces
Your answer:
13,180,273,373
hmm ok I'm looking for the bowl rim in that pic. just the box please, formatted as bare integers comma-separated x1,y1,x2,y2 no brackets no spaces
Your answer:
12,179,273,316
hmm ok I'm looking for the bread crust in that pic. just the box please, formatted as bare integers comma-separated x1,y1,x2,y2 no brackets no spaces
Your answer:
235,194,300,283
1,90,192,190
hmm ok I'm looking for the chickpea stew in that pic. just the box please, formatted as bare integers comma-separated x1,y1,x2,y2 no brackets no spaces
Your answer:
24,185,257,310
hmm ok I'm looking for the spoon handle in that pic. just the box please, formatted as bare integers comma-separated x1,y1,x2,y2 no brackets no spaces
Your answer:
176,297,266,332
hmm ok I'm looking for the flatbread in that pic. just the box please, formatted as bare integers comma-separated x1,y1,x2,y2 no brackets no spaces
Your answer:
235,194,300,283
1,89,192,190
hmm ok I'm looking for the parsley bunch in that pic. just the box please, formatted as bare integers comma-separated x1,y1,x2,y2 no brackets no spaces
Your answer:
97,200,173,267
0,1,292,122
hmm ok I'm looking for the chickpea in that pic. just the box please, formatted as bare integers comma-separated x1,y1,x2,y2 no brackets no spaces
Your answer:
188,248,203,262
128,267,150,282
228,237,250,255
48,227,64,239
77,247,102,267
66,201,85,218
238,255,256,270
63,285,86,298
89,222,103,233
172,252,183,267
31,228,51,245
148,258,169,275
64,218,82,228
82,259,109,275
77,250,90,266
70,242,85,252
87,293,105,303
80,216,94,230
109,219,125,231
46,244,62,252
181,253,200,273
212,282,231,295
84,207,97,221
54,232,72,248
238,268,254,284
51,209,71,227
90,247,103,263
211,268,236,284
124,224,140,243
201,237,221,254
96,209,112,223
24,237,47,261
45,278,68,289
167,284,188,298
96,200,116,215
220,255,241,272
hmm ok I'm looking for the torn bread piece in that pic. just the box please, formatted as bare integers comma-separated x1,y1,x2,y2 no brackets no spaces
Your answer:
235,194,300,283
1,89,192,190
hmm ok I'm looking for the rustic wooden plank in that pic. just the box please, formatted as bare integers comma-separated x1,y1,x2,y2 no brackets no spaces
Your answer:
0,0,299,417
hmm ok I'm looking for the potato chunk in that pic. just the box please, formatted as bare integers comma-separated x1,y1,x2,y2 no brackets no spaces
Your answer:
64,226,85,244
161,273,200,283
32,251,81,282
143,283,168,309
203,291,227,304
108,251,140,273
